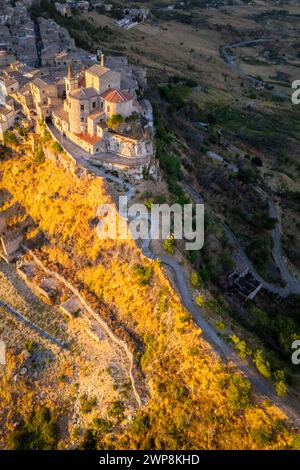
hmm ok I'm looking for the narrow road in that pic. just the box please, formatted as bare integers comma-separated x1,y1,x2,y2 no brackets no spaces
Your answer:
221,38,289,98
48,122,300,427
254,186,300,295
141,214,300,429
183,178,300,297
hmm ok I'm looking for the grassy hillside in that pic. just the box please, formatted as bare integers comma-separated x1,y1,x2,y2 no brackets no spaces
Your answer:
0,132,298,450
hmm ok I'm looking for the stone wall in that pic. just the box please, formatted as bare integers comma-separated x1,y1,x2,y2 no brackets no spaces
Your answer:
106,133,153,159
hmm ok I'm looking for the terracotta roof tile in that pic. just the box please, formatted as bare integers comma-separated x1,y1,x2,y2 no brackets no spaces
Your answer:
75,133,102,145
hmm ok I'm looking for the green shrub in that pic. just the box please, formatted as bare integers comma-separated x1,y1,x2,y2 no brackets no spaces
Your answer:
223,375,251,411
107,114,124,130
79,417,111,450
230,335,252,359
108,400,125,419
52,141,63,153
163,235,176,254
253,350,271,378
275,381,288,397
195,294,204,307
4,131,18,146
134,264,153,286
80,394,97,414
190,271,202,289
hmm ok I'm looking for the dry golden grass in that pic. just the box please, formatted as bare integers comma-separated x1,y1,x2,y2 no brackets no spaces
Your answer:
0,136,298,449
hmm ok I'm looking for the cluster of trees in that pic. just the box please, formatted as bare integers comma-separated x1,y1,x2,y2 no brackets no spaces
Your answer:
8,407,59,450
107,114,124,130
155,124,189,205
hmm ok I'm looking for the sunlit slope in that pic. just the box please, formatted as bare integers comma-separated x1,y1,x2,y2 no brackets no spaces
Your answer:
0,142,297,450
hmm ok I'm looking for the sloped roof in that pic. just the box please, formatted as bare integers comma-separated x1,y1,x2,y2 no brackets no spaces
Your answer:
53,107,69,122
86,64,111,77
101,88,133,104
69,87,98,100
75,133,102,145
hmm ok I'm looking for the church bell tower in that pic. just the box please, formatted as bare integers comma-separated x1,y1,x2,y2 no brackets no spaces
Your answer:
65,61,79,98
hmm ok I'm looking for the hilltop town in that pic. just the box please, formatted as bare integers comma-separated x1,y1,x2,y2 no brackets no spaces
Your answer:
0,0,156,179
1,0,300,454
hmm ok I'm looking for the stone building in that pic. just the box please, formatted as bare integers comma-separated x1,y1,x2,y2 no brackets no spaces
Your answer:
30,78,59,118
0,75,19,102
0,99,17,138
51,60,152,159
54,2,72,18
85,64,121,95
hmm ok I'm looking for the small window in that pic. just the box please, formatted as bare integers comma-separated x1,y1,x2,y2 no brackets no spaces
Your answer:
81,104,85,112
92,101,96,109
107,105,110,113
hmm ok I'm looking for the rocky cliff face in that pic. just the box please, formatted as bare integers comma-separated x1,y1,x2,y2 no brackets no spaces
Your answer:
106,133,154,159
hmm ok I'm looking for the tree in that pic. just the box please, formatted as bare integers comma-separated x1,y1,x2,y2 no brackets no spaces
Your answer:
195,294,204,307
190,271,202,289
163,235,176,254
251,156,263,167
134,264,153,286
230,335,251,359
107,114,124,130
273,370,288,396
253,350,271,378
4,131,18,147
7,407,59,450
